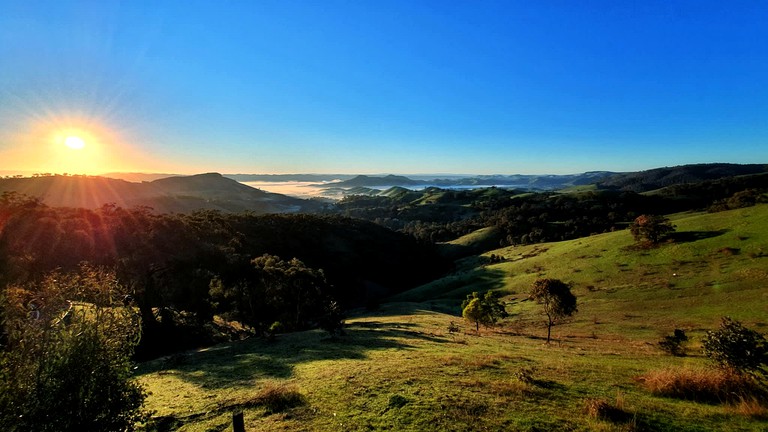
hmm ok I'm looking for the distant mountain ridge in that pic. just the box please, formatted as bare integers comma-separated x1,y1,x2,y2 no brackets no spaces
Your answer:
320,172,616,190
0,173,320,214
596,163,768,192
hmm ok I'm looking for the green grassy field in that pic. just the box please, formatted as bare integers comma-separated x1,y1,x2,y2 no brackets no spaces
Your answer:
137,205,768,431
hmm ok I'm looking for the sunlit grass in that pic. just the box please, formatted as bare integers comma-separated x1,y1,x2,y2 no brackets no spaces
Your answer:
137,205,768,431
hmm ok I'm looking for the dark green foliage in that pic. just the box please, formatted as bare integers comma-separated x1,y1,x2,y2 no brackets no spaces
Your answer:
709,188,768,212
702,317,767,375
0,267,147,432
461,291,508,332
658,329,689,356
387,394,409,409
211,254,328,332
629,214,675,244
0,199,449,358
318,300,345,337
530,278,578,343
597,163,768,192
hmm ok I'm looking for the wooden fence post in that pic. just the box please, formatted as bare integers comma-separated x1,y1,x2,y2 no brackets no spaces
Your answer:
232,411,245,432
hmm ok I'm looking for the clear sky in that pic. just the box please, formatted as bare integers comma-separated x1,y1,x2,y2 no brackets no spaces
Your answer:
1,1,766,175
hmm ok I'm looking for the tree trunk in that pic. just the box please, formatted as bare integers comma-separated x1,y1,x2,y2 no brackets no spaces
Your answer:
546,320,552,344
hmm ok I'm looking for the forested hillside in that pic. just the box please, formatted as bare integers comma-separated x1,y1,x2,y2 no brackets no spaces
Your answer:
330,168,768,251
0,193,448,358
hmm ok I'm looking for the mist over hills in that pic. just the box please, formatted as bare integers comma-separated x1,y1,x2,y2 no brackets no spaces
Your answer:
2,163,766,213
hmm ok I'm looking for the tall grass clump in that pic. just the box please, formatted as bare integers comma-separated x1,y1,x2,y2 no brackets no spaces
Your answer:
251,382,306,413
637,368,766,404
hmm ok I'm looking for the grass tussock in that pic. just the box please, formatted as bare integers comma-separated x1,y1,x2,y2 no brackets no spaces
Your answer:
637,368,766,404
583,398,633,424
437,394,489,423
251,382,307,413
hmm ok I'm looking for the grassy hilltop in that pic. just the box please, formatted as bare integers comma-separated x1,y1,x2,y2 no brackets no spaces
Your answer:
138,204,768,431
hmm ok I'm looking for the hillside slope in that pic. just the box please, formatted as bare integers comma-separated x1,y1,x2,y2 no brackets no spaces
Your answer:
394,204,768,334
136,205,768,432
0,173,319,214
597,163,768,192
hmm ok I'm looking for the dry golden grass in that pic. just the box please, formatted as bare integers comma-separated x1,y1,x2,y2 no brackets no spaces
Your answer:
250,382,306,414
728,397,768,420
636,367,765,404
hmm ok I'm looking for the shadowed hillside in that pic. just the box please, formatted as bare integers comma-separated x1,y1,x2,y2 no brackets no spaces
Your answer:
597,163,768,192
0,173,320,214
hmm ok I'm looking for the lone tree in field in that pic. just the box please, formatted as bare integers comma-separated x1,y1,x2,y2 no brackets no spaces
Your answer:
530,278,577,343
629,214,675,244
461,291,508,332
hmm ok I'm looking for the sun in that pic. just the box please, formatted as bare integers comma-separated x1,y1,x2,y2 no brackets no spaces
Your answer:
64,135,86,150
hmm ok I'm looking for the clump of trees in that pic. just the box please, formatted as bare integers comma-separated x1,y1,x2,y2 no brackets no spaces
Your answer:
629,214,675,244
210,254,332,333
461,291,508,332
529,278,577,344
0,266,147,431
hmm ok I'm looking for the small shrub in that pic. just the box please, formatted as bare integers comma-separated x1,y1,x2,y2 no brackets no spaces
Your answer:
513,366,537,385
318,300,345,337
658,329,689,356
265,321,284,341
447,321,460,334
702,317,767,375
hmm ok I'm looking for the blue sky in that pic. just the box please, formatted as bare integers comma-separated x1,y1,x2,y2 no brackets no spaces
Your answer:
1,1,766,175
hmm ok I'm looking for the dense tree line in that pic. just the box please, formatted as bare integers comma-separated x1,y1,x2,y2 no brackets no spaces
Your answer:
0,192,449,358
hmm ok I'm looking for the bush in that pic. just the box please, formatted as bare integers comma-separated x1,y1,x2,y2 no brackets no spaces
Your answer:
702,317,767,375
0,267,147,432
658,329,689,356
318,300,345,337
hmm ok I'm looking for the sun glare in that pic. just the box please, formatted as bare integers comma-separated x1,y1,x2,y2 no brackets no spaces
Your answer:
64,136,86,149
2,108,158,176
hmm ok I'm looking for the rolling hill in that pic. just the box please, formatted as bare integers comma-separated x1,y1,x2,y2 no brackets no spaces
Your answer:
137,204,768,431
597,163,768,192
0,173,320,214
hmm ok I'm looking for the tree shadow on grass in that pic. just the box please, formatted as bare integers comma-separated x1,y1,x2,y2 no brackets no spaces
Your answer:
668,229,728,243
388,266,508,305
137,320,451,390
